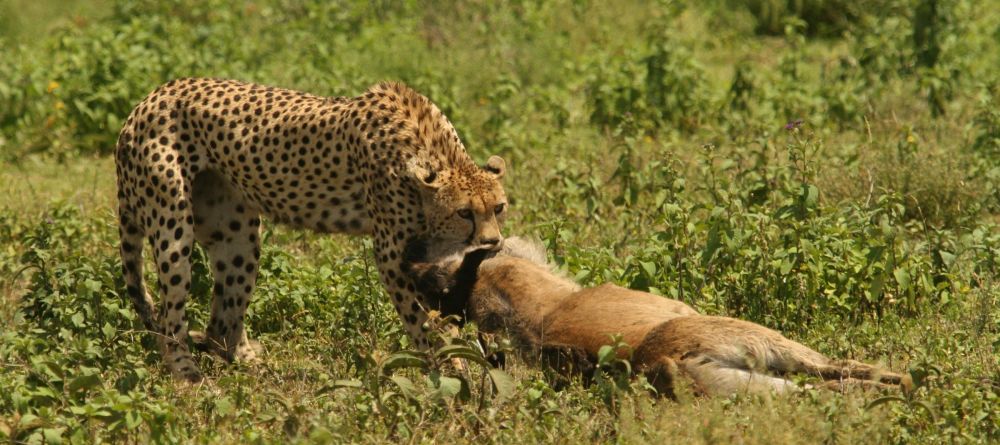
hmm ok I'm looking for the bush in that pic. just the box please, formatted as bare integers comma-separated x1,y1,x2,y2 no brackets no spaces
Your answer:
729,0,891,36
585,30,713,134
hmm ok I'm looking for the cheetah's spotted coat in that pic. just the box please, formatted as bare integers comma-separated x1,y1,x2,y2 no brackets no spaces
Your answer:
115,78,507,381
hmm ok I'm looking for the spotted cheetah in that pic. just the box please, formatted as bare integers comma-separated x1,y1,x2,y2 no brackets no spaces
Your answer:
115,78,508,382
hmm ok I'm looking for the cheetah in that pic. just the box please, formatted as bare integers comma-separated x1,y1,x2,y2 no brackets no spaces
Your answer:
403,237,909,399
115,78,508,382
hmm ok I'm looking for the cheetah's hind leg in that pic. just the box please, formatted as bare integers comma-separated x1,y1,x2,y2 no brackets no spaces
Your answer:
147,182,202,382
118,204,158,331
191,170,264,364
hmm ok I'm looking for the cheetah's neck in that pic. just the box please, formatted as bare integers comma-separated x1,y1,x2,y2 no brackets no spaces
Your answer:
350,82,478,175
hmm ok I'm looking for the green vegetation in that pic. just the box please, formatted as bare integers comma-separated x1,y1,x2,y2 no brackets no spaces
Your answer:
2,0,1000,442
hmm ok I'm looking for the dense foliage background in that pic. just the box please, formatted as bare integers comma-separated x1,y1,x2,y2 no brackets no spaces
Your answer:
1,0,999,442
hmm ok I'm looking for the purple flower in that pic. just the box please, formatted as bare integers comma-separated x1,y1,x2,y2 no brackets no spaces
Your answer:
784,119,804,131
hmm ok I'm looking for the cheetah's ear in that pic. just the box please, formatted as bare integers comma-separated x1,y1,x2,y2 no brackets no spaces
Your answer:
483,155,506,180
406,158,444,190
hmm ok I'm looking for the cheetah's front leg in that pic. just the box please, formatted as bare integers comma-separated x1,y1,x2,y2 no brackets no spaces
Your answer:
373,233,433,350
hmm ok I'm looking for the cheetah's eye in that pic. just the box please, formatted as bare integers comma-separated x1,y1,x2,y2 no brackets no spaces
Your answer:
494,203,506,215
457,208,473,220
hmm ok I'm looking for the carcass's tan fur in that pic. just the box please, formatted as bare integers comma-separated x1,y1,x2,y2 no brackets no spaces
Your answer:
405,237,908,398
633,315,907,397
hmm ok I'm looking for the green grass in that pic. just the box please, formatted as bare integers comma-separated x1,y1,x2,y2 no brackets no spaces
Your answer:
0,0,112,43
2,0,1000,443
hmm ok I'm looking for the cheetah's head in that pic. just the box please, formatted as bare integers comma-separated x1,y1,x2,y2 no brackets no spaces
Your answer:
408,155,508,256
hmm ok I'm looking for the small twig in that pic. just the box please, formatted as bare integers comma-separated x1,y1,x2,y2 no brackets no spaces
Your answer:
864,168,876,208
864,115,873,144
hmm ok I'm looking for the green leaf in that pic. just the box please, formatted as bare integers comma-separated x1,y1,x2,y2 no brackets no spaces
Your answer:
39,360,64,381
333,379,363,389
433,375,463,399
102,322,116,339
68,373,101,393
125,410,142,430
435,344,490,368
18,413,41,430
389,375,418,400
640,261,656,278
42,427,64,445
654,190,668,208
908,365,940,389
914,400,938,422
30,387,59,405
215,397,234,417
314,379,363,397
865,396,906,410
869,274,885,301
700,223,722,267
83,278,101,293
446,350,492,369
938,250,955,267
801,184,818,208
527,387,544,401
380,352,427,374
70,312,85,328
597,345,615,366
488,368,516,400
893,268,911,291
866,246,885,265
780,259,794,275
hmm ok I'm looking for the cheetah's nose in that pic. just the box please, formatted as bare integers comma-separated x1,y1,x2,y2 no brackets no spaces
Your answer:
480,237,502,250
